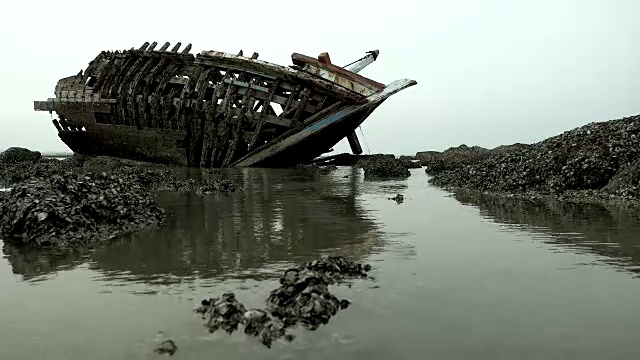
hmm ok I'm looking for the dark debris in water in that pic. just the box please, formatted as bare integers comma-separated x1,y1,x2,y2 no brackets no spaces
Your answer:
195,256,372,348
163,178,240,194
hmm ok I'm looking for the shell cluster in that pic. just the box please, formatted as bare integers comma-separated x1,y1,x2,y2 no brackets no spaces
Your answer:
195,256,372,348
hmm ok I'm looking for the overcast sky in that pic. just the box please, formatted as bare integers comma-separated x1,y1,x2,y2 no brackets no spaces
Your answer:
2,0,638,155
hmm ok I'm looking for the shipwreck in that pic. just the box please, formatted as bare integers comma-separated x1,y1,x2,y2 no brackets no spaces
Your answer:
33,41,417,167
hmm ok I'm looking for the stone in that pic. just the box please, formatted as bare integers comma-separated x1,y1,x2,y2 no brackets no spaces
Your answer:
363,158,410,179
0,147,42,164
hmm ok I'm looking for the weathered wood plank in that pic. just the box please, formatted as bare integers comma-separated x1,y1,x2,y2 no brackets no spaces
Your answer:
170,68,325,102
127,56,158,128
248,79,280,149
195,52,367,104
211,81,237,167
188,68,212,166
223,81,255,167
291,53,385,90
291,87,311,123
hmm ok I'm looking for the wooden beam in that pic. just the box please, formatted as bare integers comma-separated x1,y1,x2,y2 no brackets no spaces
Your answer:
196,51,367,104
249,79,280,149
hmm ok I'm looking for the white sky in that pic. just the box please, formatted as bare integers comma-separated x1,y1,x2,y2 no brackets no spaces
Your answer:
1,0,638,156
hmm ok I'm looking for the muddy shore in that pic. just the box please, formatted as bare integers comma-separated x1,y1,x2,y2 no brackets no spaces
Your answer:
0,148,411,248
0,151,240,248
418,114,640,212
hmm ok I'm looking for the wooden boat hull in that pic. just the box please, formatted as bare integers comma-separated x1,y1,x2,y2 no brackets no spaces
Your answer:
56,123,188,166
33,42,416,167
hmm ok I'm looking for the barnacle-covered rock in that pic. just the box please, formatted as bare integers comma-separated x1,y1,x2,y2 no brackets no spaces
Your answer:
201,293,247,334
0,147,42,164
363,158,410,179
0,170,165,247
196,256,372,348
428,114,640,199
153,339,177,356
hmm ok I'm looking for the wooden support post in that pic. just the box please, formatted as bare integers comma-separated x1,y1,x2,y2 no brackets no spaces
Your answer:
58,116,70,131
347,131,363,155
248,79,279,149
201,80,226,167
210,75,236,166
170,42,182,52
291,87,311,123
223,79,255,167
188,69,212,167
138,42,150,51
52,119,62,132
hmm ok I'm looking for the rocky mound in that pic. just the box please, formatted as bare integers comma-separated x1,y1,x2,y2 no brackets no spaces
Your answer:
419,144,491,175
429,114,640,196
195,256,372,348
0,147,42,164
602,158,640,199
0,158,74,187
363,158,411,179
0,171,166,247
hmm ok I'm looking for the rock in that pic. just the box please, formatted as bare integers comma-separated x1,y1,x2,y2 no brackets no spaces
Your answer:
196,256,372,348
153,339,177,356
389,194,404,203
0,147,42,164
420,145,491,175
296,164,338,173
603,158,640,199
0,158,75,188
490,143,532,154
363,158,410,179
415,150,439,161
403,160,422,169
200,292,248,335
81,156,125,170
0,170,166,247
428,114,640,200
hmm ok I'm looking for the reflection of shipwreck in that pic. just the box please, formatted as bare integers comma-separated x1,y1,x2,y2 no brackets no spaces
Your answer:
33,42,417,167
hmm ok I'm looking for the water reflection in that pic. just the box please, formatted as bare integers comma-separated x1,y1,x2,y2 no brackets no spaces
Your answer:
452,189,640,275
3,167,385,284
1,241,91,282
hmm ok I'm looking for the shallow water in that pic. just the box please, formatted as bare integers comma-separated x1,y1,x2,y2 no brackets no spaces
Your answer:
2,166,640,359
